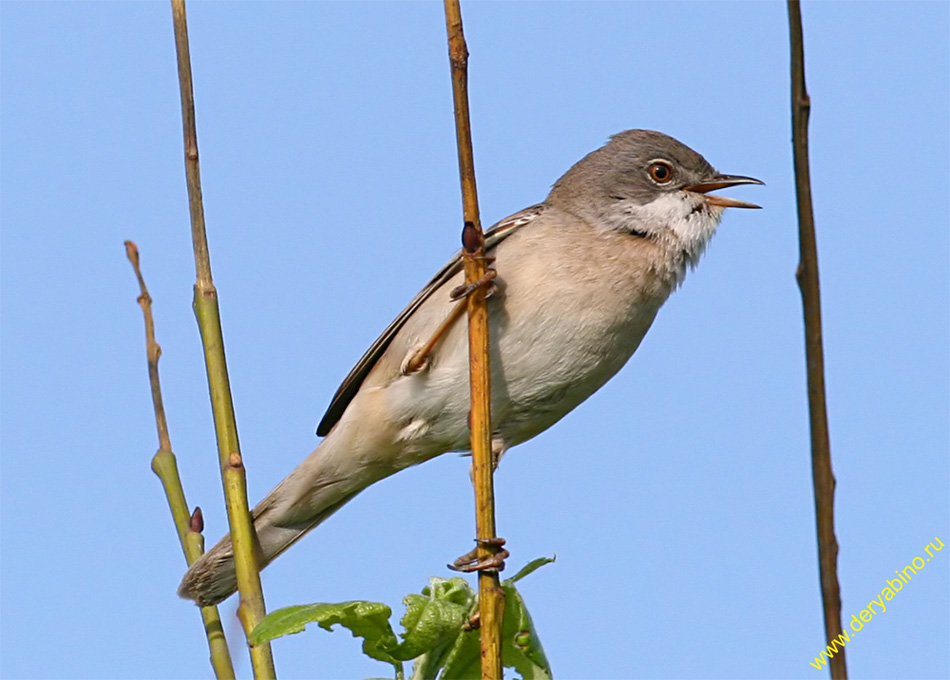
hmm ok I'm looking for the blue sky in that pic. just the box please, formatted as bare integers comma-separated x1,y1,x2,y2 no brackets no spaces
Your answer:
1,2,947,678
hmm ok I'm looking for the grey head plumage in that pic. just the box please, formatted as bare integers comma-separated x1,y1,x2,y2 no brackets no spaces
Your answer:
544,128,762,279
546,129,718,221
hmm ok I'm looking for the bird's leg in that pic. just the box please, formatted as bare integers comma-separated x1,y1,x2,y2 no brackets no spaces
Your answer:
462,434,507,477
490,433,507,472
448,537,509,573
401,299,467,374
446,255,506,573
450,435,509,573
401,257,497,375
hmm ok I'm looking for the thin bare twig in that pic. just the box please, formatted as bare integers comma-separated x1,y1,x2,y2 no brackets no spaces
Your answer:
125,241,235,679
168,1,275,676
787,3,847,678
442,2,505,677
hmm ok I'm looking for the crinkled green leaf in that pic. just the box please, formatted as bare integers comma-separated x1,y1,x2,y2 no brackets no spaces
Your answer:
393,578,471,661
247,562,552,679
249,600,400,664
421,576,477,610
408,578,479,679
440,558,554,679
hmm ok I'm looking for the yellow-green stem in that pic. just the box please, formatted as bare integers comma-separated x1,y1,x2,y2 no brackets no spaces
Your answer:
189,250,275,680
188,524,234,678
442,1,505,677
126,241,236,679
151,450,194,552
169,0,275,676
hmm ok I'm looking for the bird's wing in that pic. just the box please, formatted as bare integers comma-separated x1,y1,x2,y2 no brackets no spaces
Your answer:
316,205,545,436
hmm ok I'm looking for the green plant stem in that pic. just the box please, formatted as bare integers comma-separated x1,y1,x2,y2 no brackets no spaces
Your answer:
125,241,235,679
442,2,505,678
169,1,275,676
187,513,235,679
787,3,846,679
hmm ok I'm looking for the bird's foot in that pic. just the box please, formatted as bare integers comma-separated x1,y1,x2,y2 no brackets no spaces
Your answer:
462,611,481,631
448,537,509,573
449,267,497,301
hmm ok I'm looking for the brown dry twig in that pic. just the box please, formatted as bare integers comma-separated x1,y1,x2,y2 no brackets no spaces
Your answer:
787,3,847,678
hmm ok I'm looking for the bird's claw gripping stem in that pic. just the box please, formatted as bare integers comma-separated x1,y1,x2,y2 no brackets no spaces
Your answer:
447,537,509,573
449,266,497,301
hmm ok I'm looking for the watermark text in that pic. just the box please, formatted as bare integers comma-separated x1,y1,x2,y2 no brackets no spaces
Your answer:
809,536,944,670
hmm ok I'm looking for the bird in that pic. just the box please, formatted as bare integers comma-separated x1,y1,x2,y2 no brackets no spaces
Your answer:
178,129,762,606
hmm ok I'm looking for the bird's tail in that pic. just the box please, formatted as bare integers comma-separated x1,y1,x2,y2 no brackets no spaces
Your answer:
176,488,357,607
177,425,377,607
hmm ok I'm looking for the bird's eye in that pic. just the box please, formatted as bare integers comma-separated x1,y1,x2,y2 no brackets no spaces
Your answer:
648,161,674,184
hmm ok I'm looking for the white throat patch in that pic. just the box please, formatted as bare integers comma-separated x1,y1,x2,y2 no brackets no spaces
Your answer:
607,191,725,285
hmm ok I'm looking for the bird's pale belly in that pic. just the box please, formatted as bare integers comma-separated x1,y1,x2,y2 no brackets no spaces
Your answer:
379,221,672,461
487,297,661,447
385,289,662,459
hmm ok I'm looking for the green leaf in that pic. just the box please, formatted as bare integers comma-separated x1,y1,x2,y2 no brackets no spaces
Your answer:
407,578,478,680
500,580,552,679
247,563,553,679
394,578,473,661
422,576,478,609
437,623,481,680
440,559,554,679
249,600,400,664
507,556,555,585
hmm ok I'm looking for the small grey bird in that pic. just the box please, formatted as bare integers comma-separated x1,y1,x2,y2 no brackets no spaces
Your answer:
179,129,762,606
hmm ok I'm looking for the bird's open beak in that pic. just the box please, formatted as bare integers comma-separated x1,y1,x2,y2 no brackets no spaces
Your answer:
686,174,764,209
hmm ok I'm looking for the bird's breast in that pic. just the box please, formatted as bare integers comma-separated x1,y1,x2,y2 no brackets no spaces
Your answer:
484,218,672,445
376,212,676,458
